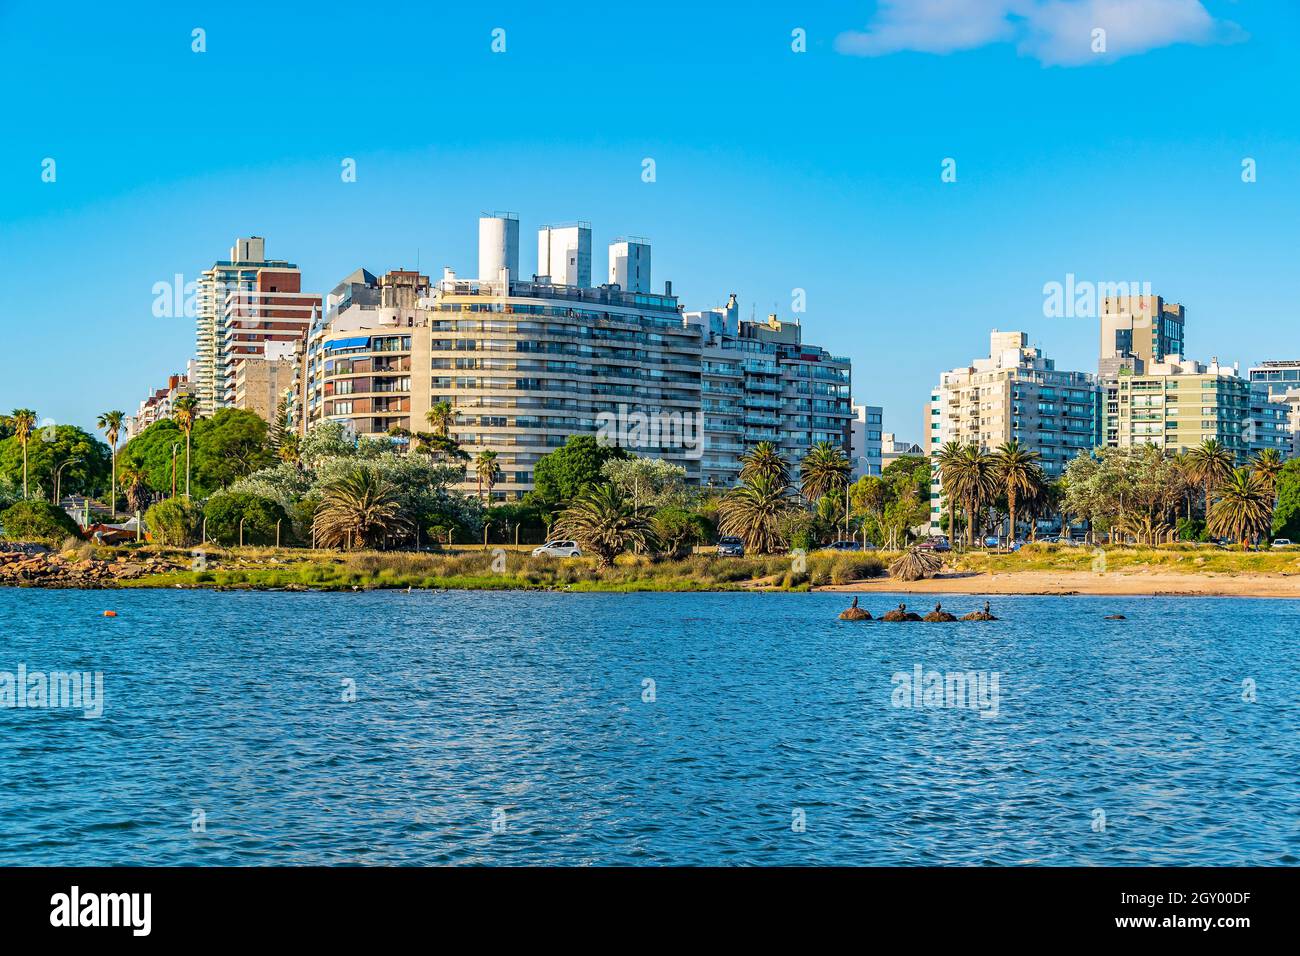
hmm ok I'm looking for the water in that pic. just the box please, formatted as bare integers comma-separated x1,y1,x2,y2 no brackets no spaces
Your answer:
0,588,1296,866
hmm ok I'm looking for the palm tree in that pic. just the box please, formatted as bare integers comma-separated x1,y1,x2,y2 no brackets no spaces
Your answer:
1207,468,1273,547
426,401,454,438
313,466,413,550
278,432,302,466
172,394,200,498
1187,438,1235,520
739,441,789,486
474,449,501,502
934,442,965,543
718,473,794,554
945,443,997,547
8,409,37,499
118,462,150,514
552,483,655,568
1251,447,1284,494
992,440,1042,543
798,440,851,503
96,410,126,514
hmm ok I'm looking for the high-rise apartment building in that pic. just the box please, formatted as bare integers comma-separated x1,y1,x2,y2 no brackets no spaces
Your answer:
929,330,1100,533
685,300,852,487
1248,360,1300,398
850,404,884,478
1245,382,1292,458
298,217,854,500
233,341,297,425
1103,358,1250,460
126,362,197,440
1099,294,1185,376
195,237,319,413
302,223,704,501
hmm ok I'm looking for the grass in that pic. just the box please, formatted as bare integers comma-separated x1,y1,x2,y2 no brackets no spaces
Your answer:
113,546,890,592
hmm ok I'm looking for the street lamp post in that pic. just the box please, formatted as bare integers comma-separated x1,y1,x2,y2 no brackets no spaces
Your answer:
52,456,80,506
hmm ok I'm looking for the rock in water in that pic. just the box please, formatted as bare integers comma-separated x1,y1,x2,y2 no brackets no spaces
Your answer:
923,602,957,623
961,600,998,621
882,602,921,622
838,595,872,620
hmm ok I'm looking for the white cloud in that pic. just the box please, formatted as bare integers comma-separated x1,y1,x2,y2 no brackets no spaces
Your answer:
834,0,1245,66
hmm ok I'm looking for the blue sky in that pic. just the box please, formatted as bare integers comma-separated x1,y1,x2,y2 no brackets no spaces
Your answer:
3,0,1297,441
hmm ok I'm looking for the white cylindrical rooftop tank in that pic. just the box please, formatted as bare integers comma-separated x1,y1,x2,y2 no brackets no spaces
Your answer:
478,214,519,282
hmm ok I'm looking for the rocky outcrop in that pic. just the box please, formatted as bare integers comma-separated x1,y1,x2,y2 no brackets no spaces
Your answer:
0,547,184,588
922,602,957,623
882,602,923,622
838,596,872,620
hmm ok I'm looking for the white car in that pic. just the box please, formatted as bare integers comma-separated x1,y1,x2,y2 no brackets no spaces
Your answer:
531,540,582,558
1272,538,1293,548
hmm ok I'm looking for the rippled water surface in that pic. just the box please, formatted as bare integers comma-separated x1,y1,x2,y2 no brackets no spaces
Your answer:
0,588,1296,865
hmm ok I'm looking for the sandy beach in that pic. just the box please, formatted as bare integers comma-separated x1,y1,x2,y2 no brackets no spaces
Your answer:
821,570,1300,599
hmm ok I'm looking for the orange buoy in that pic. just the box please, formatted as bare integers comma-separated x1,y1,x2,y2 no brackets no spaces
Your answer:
103,611,117,617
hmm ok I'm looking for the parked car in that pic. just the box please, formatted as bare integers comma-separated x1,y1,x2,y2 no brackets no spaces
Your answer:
915,536,951,552
983,535,1001,548
1272,538,1293,548
716,536,745,557
531,540,582,558
824,540,862,552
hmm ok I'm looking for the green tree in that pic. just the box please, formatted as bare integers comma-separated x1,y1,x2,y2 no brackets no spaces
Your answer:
601,457,692,509
96,410,126,513
1251,447,1284,494
1272,460,1300,540
205,492,289,547
1208,468,1273,547
5,409,37,499
527,435,630,511
739,441,790,487
0,424,110,505
311,467,411,549
118,419,185,498
426,401,455,437
0,499,80,542
474,449,501,503
798,440,851,504
173,394,200,498
144,497,202,546
552,483,655,568
718,473,795,554
1187,438,1235,519
652,506,712,559
942,443,997,546
992,440,1043,541
118,461,151,513
193,408,274,490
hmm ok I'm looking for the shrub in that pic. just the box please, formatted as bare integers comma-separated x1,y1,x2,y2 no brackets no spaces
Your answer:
829,554,886,585
203,492,288,546
0,500,80,542
144,498,202,546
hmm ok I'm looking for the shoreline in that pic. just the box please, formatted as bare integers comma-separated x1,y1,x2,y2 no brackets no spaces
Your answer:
4,570,1300,599
821,569,1300,599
